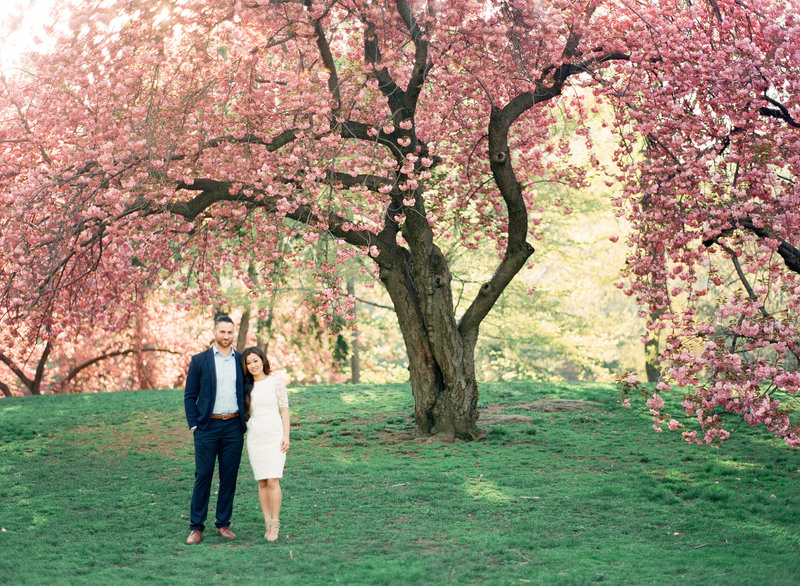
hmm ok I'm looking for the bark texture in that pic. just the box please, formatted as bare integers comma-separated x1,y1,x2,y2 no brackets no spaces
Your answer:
379,247,479,438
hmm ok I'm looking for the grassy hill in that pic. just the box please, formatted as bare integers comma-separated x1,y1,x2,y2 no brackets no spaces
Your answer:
1,381,799,585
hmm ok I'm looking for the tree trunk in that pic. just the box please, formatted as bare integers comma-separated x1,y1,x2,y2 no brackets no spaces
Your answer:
237,304,251,353
645,312,662,382
0,343,50,396
644,335,661,382
133,296,156,390
350,328,360,385
379,247,479,439
238,261,257,353
29,341,51,395
256,275,278,355
256,314,270,355
347,278,360,384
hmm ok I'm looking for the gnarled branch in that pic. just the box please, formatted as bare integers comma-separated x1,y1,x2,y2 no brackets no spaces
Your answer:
760,94,800,128
703,218,800,275
60,347,181,387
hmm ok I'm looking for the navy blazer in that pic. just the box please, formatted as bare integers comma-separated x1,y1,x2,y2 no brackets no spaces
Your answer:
183,347,246,432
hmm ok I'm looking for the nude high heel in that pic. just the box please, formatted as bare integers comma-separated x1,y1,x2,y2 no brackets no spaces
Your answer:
266,519,280,542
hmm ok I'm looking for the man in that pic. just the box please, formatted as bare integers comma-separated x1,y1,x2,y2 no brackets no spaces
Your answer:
183,315,247,545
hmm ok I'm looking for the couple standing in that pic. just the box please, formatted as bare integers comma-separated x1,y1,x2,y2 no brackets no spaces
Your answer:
183,316,291,544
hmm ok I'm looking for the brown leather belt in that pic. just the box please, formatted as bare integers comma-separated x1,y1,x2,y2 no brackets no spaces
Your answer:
211,412,239,420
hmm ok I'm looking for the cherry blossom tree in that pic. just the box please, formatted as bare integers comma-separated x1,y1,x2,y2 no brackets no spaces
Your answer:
1,0,798,441
611,2,800,445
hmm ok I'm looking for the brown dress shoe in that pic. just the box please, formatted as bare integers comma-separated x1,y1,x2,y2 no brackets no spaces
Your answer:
216,526,236,540
186,530,202,545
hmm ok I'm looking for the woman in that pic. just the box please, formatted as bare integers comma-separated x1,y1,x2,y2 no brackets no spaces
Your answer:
242,346,290,542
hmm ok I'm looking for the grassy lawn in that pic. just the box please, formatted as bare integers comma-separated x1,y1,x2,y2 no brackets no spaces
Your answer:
1,381,799,585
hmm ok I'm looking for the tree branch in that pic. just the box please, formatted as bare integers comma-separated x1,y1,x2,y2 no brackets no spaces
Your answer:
703,218,800,275
760,94,800,128
505,51,628,127
394,0,429,114
363,22,407,119
706,0,724,22
354,295,394,311
312,15,342,110
738,221,800,274
329,170,395,193
339,119,405,158
458,22,629,339
170,177,382,250
170,179,244,221
0,350,33,389
717,243,770,318
458,99,536,341
1,73,53,165
182,129,299,162
60,347,181,387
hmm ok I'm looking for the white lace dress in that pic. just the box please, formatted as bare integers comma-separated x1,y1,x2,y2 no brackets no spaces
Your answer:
246,376,289,479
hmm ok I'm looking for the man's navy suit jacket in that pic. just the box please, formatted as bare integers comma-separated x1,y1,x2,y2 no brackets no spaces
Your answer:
183,347,246,432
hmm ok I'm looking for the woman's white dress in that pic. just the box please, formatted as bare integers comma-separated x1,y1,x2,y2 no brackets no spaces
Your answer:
246,375,289,479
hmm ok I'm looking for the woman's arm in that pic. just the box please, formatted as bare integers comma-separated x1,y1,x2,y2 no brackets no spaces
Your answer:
279,407,290,452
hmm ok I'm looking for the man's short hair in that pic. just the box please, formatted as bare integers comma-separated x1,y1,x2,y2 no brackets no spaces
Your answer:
214,315,234,327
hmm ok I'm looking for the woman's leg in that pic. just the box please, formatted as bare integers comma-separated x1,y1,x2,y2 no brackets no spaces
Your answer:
267,478,282,520
266,478,282,540
257,479,272,530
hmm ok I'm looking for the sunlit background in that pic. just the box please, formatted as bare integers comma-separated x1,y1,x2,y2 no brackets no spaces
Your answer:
1,0,57,70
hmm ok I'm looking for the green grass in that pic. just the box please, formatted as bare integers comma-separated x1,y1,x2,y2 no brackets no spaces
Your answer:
1,381,799,585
